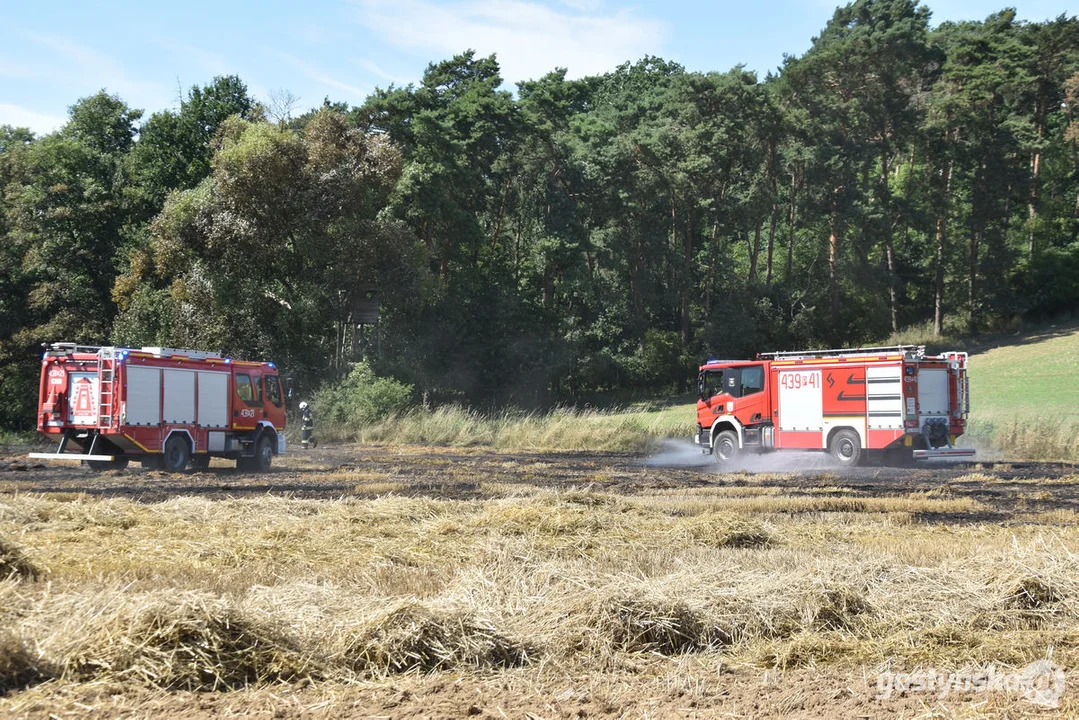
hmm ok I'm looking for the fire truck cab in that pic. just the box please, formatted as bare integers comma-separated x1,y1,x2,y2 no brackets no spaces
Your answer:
695,345,973,466
31,343,287,472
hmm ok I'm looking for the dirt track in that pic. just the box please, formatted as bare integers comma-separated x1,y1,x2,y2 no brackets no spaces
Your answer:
2,442,1076,522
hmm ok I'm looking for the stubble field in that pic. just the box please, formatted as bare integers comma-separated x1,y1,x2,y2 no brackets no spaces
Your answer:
1,444,1078,718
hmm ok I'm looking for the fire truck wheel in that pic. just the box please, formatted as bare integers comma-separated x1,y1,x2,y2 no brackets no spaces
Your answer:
253,434,273,472
163,435,191,472
87,457,129,472
829,429,862,467
712,430,740,464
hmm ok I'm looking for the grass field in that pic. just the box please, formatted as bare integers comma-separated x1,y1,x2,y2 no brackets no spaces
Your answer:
965,322,1079,461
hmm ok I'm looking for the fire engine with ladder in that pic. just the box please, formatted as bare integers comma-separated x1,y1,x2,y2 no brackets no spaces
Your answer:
31,343,286,472
695,345,974,466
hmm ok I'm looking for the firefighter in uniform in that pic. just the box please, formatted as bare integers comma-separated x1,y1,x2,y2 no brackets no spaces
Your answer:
300,401,314,449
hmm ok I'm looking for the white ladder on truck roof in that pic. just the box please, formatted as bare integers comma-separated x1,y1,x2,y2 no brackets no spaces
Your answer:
139,346,222,360
758,345,926,361
45,343,223,361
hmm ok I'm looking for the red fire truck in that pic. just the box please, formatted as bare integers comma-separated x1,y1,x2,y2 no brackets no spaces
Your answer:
31,343,286,472
695,345,973,466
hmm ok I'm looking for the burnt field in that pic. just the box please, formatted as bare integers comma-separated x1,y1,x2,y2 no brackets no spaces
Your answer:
1,444,1078,719
2,443,1078,519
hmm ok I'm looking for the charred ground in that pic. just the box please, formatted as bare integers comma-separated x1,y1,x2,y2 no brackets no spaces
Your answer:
1,444,1076,520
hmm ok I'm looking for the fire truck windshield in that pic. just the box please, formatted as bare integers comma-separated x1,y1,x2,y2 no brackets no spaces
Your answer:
699,365,764,399
700,370,724,399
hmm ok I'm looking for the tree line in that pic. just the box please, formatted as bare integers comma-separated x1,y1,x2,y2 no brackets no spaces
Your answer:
2,1,1078,429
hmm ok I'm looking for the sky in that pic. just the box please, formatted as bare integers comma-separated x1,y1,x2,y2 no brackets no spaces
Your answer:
1,0,1075,135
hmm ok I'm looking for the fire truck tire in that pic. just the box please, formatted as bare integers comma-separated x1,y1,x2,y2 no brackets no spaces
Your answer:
163,435,191,472
253,434,273,472
87,457,129,472
712,430,740,464
829,429,862,467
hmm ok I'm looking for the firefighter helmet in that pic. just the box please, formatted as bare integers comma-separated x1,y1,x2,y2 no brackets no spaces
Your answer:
299,401,308,410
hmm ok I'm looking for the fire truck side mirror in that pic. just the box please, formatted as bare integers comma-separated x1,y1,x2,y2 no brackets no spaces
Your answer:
285,377,294,400
697,374,706,400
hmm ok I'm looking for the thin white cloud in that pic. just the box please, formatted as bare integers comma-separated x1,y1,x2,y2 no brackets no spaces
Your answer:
145,38,274,115
355,58,413,87
556,0,604,11
0,104,66,134
297,23,332,45
277,51,371,100
348,0,667,85
151,38,235,84
28,32,171,111
0,57,39,80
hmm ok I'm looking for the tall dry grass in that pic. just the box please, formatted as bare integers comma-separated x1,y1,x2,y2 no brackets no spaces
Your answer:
967,415,1079,462
324,403,695,452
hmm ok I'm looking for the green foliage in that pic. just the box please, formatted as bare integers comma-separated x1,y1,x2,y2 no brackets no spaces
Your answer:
113,109,418,379
64,91,142,155
1,93,140,429
126,76,256,215
2,6,1079,433
313,362,414,427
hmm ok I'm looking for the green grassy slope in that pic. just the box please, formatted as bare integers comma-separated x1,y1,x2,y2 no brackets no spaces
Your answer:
965,321,1079,460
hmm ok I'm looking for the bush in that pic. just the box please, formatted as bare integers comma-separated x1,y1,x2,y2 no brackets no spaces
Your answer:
313,362,414,427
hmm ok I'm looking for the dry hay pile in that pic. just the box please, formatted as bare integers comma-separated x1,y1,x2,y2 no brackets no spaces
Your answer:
243,584,531,678
0,631,48,695
980,555,1076,631
0,535,40,580
343,601,531,676
808,585,874,632
675,514,774,549
0,537,46,694
1006,575,1064,610
566,572,878,662
48,591,321,691
588,596,717,654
